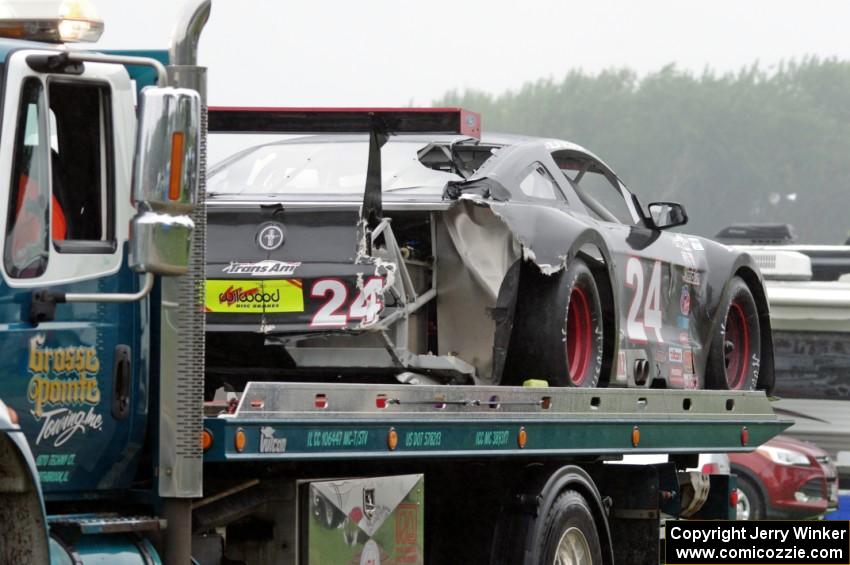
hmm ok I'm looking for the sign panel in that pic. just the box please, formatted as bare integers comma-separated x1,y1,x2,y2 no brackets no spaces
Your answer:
205,279,304,313
307,474,424,565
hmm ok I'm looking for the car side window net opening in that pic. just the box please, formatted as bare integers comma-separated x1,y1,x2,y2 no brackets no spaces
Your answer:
518,162,563,200
554,151,636,224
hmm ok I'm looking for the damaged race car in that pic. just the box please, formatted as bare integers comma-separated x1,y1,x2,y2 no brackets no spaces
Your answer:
203,108,773,395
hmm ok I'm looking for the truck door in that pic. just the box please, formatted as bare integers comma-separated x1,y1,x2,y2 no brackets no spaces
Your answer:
0,50,145,495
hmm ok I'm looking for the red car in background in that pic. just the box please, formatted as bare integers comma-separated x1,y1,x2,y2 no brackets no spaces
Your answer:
730,435,839,520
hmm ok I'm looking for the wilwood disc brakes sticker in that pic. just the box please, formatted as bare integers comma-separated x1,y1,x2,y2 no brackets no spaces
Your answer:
205,279,305,313
26,334,103,450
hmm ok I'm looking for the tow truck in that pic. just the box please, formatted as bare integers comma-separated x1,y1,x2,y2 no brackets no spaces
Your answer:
0,2,788,563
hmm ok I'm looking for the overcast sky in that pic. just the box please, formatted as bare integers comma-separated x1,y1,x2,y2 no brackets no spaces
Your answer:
91,0,850,106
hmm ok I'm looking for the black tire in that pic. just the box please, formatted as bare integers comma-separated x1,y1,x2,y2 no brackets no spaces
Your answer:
735,476,765,521
509,258,604,387
706,277,761,390
538,490,603,565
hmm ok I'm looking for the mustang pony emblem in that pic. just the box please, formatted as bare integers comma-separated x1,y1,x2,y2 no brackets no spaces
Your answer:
257,223,285,251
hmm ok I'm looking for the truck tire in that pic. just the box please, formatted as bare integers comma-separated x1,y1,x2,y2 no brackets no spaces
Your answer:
706,277,760,390
539,490,603,565
510,258,604,387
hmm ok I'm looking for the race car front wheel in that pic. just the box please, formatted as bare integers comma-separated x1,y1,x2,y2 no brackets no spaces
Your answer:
706,277,761,390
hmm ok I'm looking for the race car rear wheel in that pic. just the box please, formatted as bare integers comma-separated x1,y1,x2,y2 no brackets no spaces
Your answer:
561,260,604,387
508,257,604,387
566,286,594,385
706,277,761,390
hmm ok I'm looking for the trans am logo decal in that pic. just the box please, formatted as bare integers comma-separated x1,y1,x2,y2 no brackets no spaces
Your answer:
222,260,301,276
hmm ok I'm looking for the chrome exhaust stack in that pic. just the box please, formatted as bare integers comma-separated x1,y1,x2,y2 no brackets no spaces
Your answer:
160,1,210,563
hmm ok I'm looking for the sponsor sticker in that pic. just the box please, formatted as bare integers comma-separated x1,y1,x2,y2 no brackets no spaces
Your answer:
682,268,701,286
684,373,699,389
26,334,104,449
688,237,705,251
672,235,705,253
616,351,627,381
669,346,683,364
655,348,667,363
205,279,304,313
683,350,695,373
669,365,684,386
671,234,690,251
259,426,287,454
680,286,691,316
222,260,301,277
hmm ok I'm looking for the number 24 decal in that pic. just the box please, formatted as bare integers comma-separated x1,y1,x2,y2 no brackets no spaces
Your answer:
310,277,385,327
625,258,664,343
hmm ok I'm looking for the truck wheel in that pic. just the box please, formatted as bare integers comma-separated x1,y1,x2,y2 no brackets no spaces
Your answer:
706,277,760,390
735,476,764,520
539,490,603,565
510,258,604,387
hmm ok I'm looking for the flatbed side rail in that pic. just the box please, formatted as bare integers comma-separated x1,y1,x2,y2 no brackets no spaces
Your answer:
202,383,790,463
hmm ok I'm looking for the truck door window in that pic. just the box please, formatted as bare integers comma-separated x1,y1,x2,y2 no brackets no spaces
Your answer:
48,80,114,253
5,78,49,278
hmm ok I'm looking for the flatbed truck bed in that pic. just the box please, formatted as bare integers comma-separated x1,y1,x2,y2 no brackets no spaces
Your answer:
196,383,789,564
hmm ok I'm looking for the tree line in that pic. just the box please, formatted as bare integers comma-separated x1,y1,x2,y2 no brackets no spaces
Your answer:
437,58,850,244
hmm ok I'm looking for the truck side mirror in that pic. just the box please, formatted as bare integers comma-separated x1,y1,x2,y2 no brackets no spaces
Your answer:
647,201,688,230
130,87,201,275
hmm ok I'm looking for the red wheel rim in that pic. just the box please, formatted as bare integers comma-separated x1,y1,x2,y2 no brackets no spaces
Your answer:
724,301,750,389
566,287,593,385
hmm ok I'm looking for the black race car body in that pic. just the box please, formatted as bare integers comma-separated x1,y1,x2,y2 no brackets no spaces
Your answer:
204,110,773,393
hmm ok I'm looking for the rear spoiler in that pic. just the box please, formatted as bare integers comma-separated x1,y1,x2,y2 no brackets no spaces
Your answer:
207,107,482,231
208,107,481,138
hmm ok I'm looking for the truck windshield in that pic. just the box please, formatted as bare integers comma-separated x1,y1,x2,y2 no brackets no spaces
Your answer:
207,137,462,196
